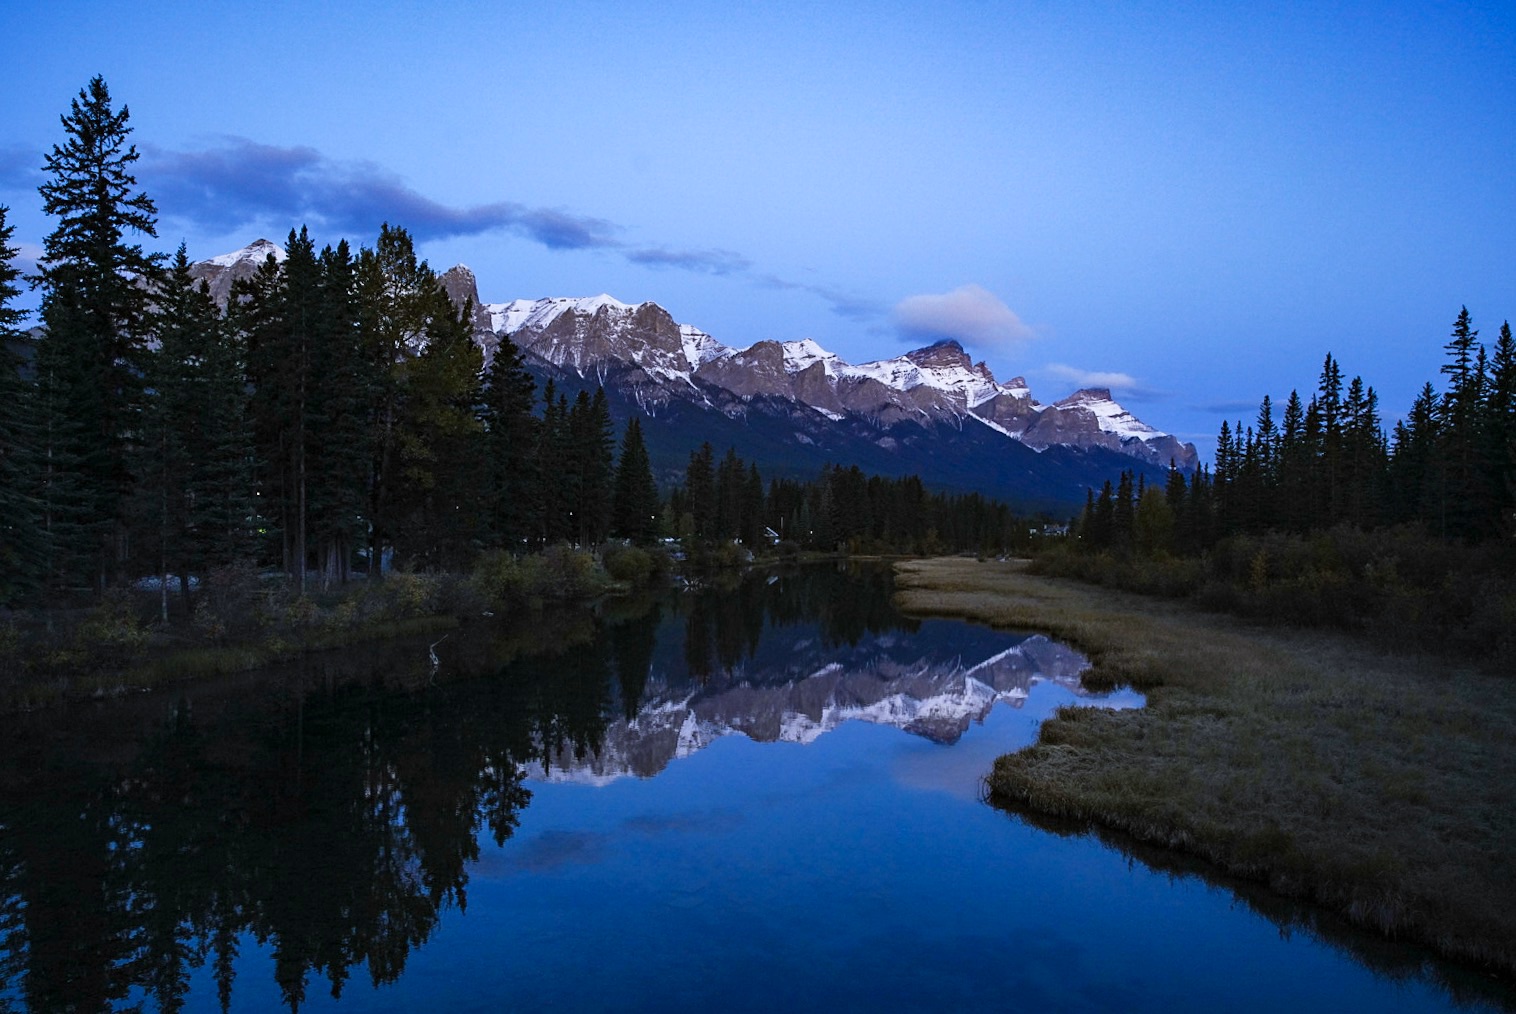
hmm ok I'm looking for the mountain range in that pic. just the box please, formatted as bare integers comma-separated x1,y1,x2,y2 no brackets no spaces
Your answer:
195,241,1198,512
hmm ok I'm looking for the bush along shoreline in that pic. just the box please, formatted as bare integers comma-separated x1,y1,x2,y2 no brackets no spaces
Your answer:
892,557,1516,982
0,543,678,713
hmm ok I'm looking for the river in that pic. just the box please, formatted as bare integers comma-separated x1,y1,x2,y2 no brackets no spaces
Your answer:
0,563,1507,1012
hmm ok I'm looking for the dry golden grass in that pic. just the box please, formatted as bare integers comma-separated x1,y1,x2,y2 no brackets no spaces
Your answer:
894,557,1516,978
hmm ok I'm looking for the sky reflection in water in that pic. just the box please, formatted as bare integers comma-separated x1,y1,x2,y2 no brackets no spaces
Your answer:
1,564,1505,1013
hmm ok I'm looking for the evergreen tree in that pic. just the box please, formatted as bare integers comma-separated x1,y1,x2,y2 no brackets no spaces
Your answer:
1317,354,1344,522
0,206,45,603
684,442,715,540
390,285,485,569
33,76,162,592
1388,382,1440,527
479,332,538,548
715,446,745,540
1436,308,1485,537
535,382,569,543
356,224,437,571
610,416,660,544
1486,321,1516,536
308,240,369,585
577,388,615,545
136,247,214,615
741,463,766,548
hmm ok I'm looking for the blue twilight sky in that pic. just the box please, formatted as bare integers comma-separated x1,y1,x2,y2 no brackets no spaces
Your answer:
3,1,1515,459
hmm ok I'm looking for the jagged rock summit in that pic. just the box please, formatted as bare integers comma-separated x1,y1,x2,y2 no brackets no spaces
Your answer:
480,288,1198,470
189,238,285,305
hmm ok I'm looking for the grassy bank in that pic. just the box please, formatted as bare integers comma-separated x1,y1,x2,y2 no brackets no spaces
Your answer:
893,557,1516,979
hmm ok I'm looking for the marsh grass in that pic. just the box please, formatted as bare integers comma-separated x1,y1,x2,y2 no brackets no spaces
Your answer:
894,557,1516,979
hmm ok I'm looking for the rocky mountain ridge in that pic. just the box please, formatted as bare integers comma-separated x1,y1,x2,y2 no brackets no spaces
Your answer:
440,264,1197,471
194,242,1200,506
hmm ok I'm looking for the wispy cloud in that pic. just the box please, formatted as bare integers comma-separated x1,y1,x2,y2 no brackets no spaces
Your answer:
1195,399,1264,416
756,273,885,321
1044,363,1161,401
893,284,1034,351
627,245,751,275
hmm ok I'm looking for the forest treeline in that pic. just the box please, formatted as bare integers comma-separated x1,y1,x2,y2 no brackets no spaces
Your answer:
1056,312,1516,660
0,78,1034,613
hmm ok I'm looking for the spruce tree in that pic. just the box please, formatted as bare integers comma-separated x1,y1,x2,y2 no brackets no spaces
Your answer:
356,224,437,572
1437,308,1484,537
307,240,369,585
611,416,660,544
1487,322,1516,536
684,442,715,540
390,285,485,569
136,246,207,616
0,206,45,603
479,332,538,548
33,76,162,592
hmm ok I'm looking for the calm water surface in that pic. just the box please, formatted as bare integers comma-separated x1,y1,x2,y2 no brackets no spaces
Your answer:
0,564,1508,1012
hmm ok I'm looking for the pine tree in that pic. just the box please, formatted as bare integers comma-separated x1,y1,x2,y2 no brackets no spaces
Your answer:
33,76,162,592
0,206,45,603
356,224,438,572
307,240,368,586
1316,354,1344,523
136,246,210,616
684,442,715,540
611,416,660,544
535,382,569,544
390,285,485,569
1277,389,1310,532
1436,308,1485,537
1388,382,1440,527
1486,321,1516,536
479,332,538,548
741,463,765,548
574,388,614,545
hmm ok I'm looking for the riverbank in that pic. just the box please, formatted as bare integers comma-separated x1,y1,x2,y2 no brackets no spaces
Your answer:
892,557,1516,980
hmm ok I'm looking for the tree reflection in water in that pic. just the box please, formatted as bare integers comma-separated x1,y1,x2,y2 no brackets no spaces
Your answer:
0,562,912,1012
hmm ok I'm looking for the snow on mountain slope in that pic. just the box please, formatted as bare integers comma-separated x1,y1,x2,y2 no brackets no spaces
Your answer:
190,242,1199,470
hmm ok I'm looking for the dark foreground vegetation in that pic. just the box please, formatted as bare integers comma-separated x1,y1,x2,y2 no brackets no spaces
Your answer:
895,558,1516,981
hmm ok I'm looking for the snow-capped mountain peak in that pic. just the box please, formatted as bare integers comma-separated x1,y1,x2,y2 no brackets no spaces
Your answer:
206,238,285,268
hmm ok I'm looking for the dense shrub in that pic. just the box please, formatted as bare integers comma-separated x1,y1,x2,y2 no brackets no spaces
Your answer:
1042,525,1515,666
470,545,610,609
602,543,655,585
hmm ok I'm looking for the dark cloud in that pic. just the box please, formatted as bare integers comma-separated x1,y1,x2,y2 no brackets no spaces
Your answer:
116,137,888,313
140,136,620,248
627,246,750,275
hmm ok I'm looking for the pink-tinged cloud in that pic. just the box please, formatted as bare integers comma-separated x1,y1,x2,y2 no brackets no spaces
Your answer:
1044,363,1160,401
893,284,1034,351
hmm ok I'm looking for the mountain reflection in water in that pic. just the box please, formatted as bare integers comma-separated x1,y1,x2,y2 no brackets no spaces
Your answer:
0,564,1084,1012
0,563,1503,1013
